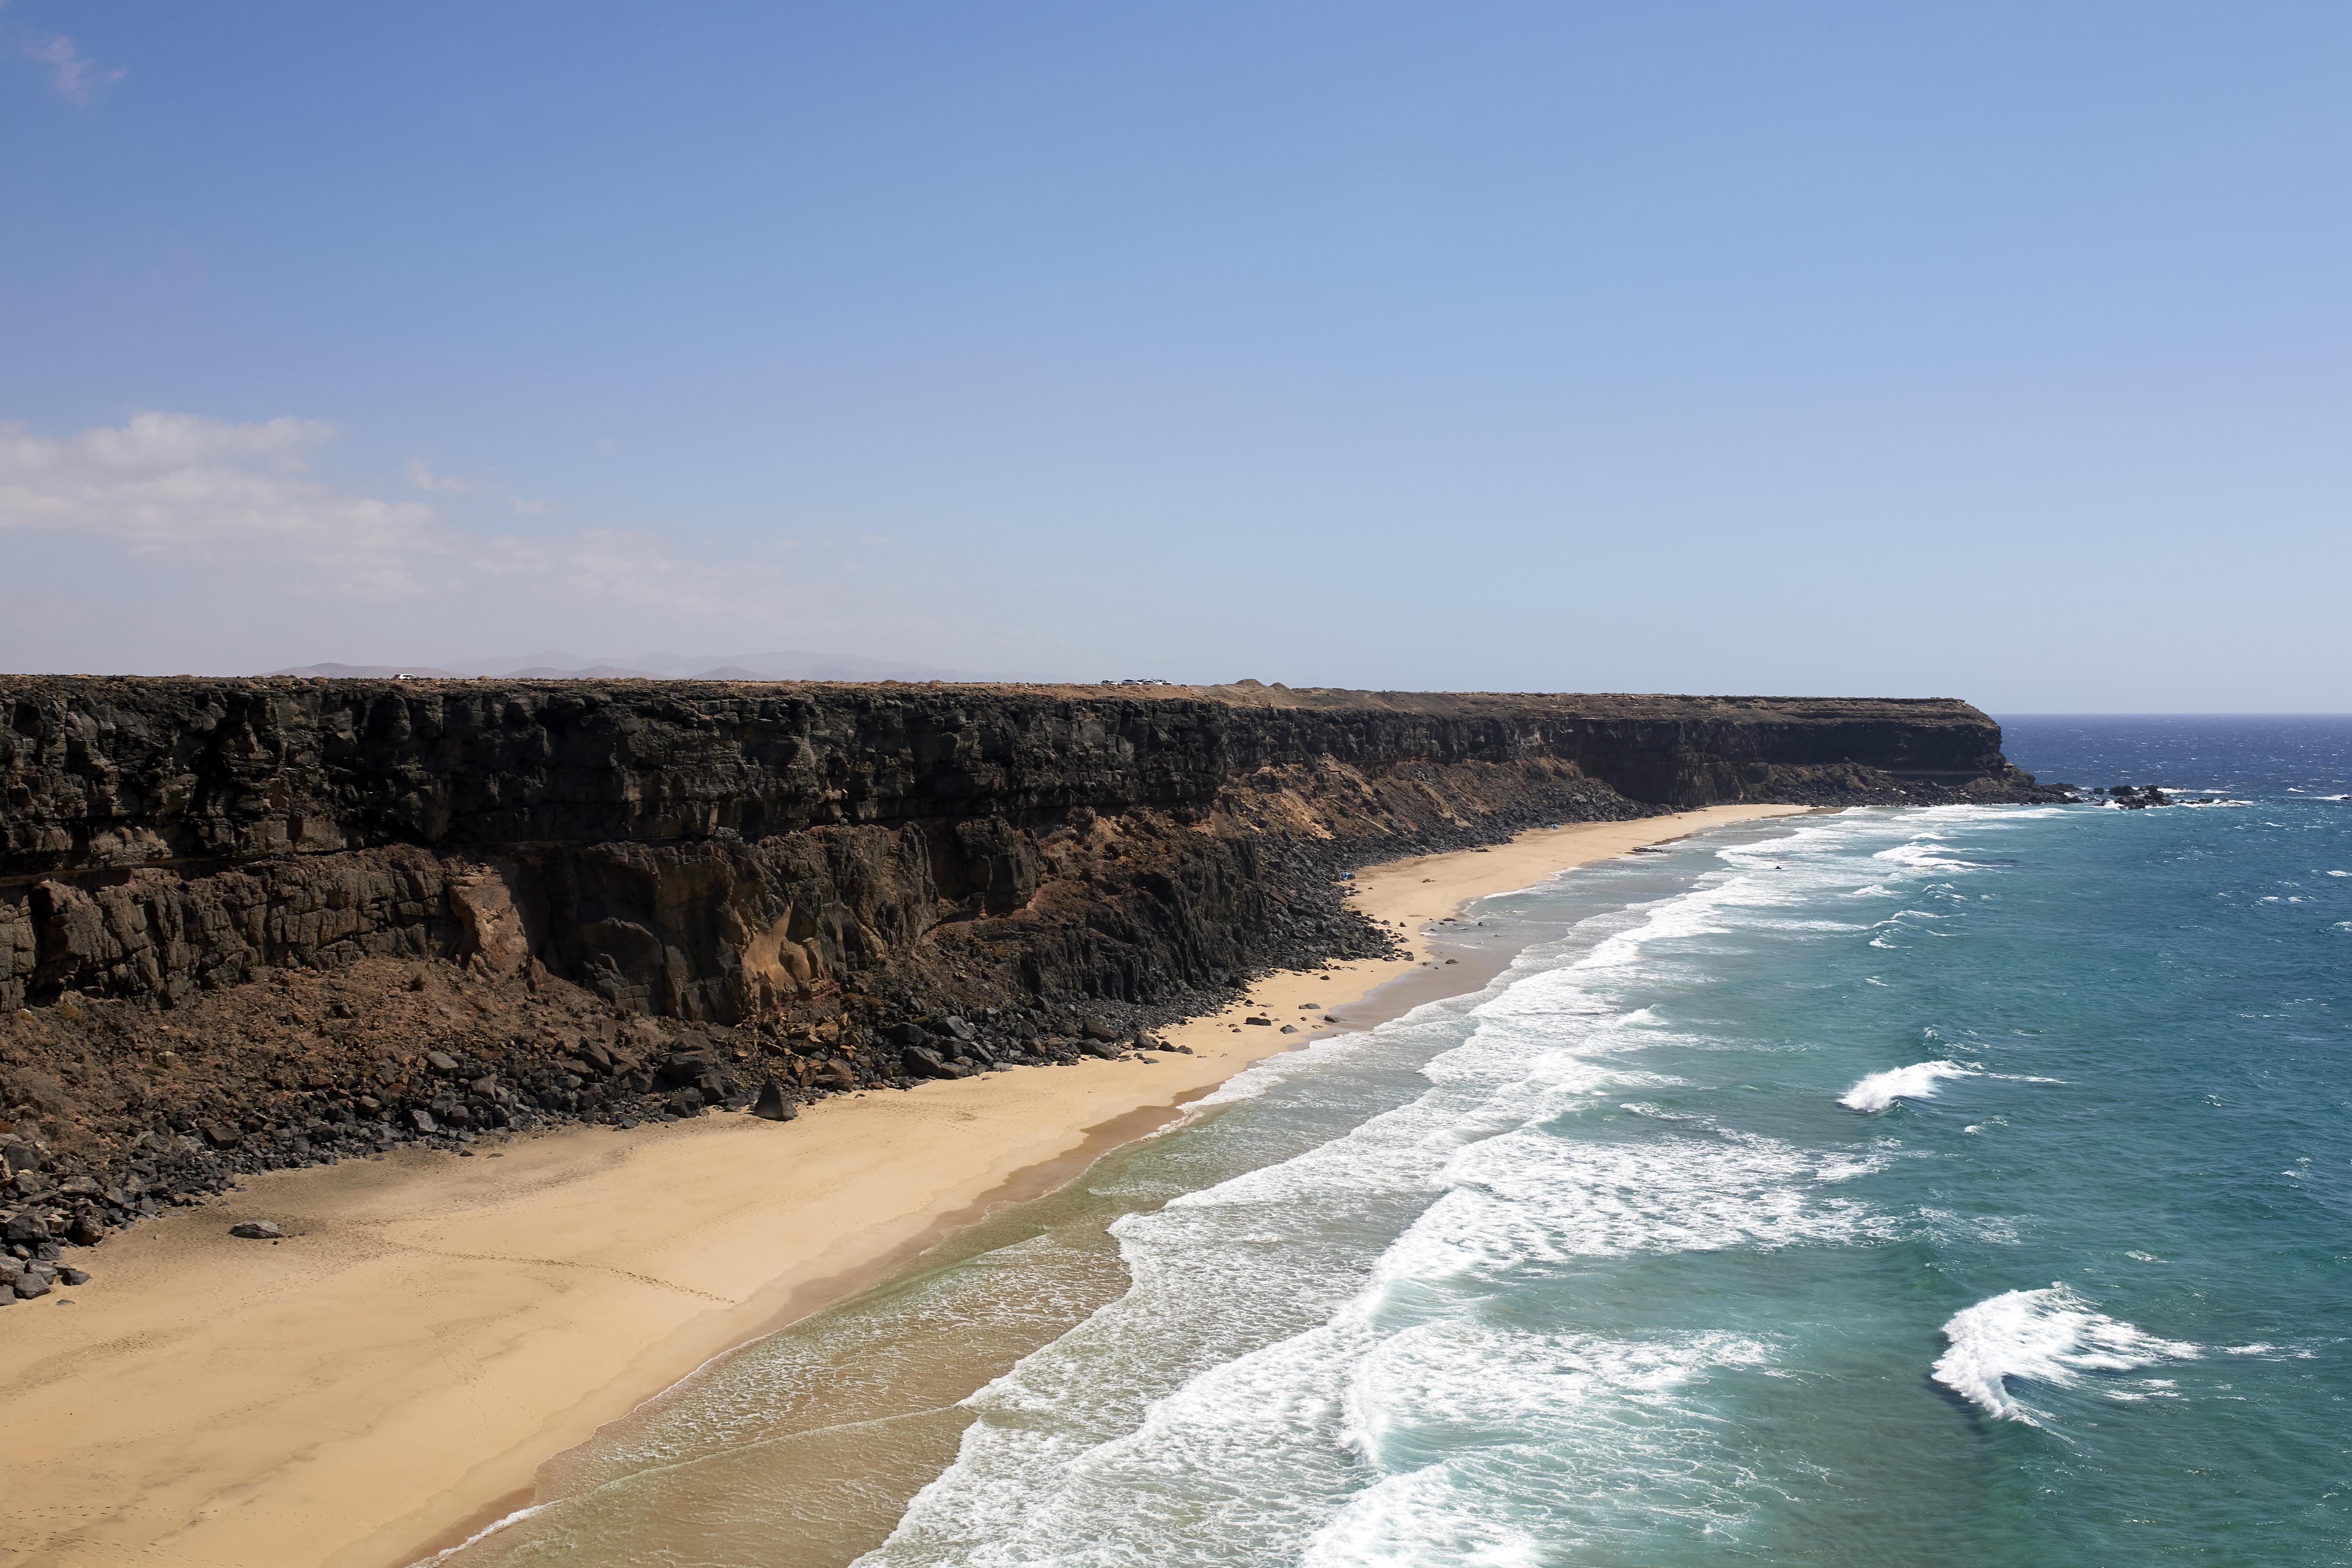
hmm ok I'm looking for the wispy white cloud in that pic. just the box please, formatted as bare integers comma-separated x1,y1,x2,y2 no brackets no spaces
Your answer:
0,413,1075,678
404,457,478,494
0,412,443,598
0,411,824,618
23,34,125,105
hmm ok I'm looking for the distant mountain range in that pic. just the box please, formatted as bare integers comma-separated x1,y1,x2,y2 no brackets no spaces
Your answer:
263,649,1066,683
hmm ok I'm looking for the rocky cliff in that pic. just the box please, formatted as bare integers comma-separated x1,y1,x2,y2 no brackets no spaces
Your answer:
0,676,2052,1251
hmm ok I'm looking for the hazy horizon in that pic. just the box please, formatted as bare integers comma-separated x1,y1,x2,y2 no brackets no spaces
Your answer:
4,3,2345,712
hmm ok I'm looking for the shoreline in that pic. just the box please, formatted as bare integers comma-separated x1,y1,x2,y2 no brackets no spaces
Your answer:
0,805,1807,1568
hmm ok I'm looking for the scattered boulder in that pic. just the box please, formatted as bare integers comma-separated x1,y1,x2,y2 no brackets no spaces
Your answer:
751,1082,799,1122
661,1052,716,1087
1077,1039,1123,1061
811,1059,858,1091
407,1108,439,1133
1244,1016,1273,1027
942,1015,979,1042
228,1220,282,1239
3,1212,51,1246
1081,1018,1121,1043
425,1050,460,1073
902,1046,972,1080
13,1271,50,1299
203,1122,245,1150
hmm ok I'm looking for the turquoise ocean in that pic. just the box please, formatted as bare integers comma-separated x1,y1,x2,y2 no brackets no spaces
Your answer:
442,715,2352,1568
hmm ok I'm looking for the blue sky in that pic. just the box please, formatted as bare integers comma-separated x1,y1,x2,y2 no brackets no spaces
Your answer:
3,3,2346,707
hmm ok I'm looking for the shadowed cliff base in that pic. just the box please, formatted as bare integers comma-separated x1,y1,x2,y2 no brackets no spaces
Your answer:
0,677,2059,1243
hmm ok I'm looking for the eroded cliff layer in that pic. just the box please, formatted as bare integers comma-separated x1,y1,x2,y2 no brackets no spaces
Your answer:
0,677,2051,1235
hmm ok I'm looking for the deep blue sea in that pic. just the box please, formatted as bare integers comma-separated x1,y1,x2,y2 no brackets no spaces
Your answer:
444,716,2352,1568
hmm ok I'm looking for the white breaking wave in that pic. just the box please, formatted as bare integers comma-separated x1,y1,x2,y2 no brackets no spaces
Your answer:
1873,840,1971,871
1932,1285,2200,1426
1375,1124,1889,1287
1305,1324,1777,1567
1839,1059,1976,1113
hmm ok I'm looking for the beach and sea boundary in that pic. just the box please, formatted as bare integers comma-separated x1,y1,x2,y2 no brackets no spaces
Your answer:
0,806,1807,1568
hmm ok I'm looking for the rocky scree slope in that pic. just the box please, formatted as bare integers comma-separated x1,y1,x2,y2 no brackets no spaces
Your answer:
0,677,2054,1264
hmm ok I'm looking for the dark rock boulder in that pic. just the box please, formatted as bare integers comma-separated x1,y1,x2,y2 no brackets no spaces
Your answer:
660,1053,715,1086
228,1220,282,1239
751,1082,799,1121
902,1045,954,1079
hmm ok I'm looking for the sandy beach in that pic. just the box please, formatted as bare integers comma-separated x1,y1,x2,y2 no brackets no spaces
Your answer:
0,804,1804,1568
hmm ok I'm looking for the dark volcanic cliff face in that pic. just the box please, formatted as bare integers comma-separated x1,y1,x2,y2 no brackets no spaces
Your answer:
1,680,2022,876
0,676,2052,1227
1,678,2042,1021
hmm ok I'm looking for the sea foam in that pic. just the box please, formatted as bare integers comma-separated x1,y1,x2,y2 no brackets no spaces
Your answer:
1932,1285,2200,1425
